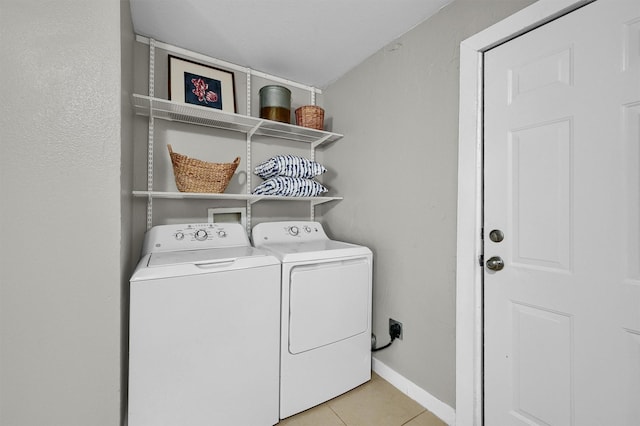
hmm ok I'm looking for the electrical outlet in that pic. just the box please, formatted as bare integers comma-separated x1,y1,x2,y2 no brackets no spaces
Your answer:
389,318,403,340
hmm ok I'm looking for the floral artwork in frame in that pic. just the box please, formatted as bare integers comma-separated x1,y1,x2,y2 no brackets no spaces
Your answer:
168,55,236,113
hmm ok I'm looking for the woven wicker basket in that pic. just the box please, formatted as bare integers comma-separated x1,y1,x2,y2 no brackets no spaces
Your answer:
167,144,240,193
295,105,324,130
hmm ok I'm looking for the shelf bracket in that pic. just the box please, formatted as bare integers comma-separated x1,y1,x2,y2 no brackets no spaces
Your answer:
148,38,155,97
310,199,328,208
248,196,264,205
146,195,153,230
311,134,332,151
248,121,263,138
245,69,253,234
146,39,156,229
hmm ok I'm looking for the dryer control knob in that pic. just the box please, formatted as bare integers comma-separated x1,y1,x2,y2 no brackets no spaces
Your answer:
303,225,311,233
174,232,184,240
194,229,208,241
289,226,299,236
217,230,227,238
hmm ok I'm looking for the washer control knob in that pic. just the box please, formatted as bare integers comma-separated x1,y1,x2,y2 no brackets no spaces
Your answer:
289,226,299,236
175,232,184,240
217,230,227,238
303,225,311,233
194,229,208,241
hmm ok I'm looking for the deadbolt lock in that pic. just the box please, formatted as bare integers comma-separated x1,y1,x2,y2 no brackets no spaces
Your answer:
489,229,504,243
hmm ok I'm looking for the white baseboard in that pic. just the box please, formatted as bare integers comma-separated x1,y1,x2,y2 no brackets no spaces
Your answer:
372,358,456,426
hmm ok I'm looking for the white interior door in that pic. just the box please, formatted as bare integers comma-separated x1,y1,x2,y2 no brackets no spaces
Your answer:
483,0,640,424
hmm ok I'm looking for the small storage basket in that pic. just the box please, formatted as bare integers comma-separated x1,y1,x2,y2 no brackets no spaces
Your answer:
167,144,240,193
295,106,325,130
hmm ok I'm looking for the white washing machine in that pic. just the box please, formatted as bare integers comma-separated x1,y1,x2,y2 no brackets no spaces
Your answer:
252,221,373,419
128,223,281,426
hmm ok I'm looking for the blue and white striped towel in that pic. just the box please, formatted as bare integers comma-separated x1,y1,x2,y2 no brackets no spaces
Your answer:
252,176,328,197
254,155,326,179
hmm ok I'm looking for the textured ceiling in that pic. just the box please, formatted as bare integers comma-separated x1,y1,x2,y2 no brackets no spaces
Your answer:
130,0,453,88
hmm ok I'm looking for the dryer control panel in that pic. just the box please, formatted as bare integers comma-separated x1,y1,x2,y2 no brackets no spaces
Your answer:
252,221,329,244
141,223,250,255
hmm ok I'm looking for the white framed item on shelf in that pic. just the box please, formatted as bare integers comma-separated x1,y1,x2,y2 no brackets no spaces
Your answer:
168,55,236,113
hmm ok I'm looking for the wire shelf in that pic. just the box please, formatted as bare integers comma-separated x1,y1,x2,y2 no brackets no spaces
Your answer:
132,95,342,146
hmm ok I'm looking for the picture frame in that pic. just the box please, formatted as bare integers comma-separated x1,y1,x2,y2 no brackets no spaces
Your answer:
168,55,236,113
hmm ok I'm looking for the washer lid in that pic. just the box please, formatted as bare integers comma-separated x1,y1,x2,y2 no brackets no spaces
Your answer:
147,246,268,267
131,246,279,281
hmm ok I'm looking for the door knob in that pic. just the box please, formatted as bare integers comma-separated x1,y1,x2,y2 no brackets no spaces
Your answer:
486,256,504,271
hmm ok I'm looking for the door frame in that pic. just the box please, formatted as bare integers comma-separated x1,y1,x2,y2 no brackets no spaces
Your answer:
455,0,593,424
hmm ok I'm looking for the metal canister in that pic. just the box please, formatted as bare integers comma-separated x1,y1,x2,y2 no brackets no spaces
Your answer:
259,85,291,123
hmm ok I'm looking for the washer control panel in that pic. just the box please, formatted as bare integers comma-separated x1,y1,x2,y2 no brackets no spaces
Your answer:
253,221,329,244
141,223,249,255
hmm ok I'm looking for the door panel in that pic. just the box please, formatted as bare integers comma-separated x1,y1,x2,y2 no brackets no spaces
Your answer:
511,303,572,426
288,259,370,354
510,119,572,270
508,46,573,105
484,1,640,424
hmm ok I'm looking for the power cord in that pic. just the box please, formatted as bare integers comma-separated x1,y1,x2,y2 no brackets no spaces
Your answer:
371,323,402,352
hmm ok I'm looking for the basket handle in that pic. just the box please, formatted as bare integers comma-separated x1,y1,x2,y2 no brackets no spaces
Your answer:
167,144,174,154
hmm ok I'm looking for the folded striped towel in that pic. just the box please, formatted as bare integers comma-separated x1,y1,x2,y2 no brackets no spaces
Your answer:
252,176,328,197
254,155,326,179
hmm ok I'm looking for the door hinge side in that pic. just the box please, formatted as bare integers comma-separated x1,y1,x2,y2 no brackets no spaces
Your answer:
479,254,484,267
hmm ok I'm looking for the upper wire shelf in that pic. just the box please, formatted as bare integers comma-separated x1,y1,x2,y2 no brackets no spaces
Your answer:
132,94,343,147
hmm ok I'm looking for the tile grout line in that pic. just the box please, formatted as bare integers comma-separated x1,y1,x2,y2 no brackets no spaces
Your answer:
399,409,428,426
327,404,348,426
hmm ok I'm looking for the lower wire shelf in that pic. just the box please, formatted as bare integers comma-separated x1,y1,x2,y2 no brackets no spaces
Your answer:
132,190,343,206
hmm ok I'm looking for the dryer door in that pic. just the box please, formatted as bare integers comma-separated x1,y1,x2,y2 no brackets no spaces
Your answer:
288,257,371,354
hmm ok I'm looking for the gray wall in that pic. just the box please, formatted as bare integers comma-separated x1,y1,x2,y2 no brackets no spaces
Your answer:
0,0,133,425
120,0,136,422
318,0,536,408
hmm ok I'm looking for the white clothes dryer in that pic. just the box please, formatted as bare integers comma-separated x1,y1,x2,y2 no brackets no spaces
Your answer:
252,221,373,419
128,223,281,426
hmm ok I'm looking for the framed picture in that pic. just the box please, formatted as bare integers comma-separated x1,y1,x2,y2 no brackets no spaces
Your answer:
168,55,236,113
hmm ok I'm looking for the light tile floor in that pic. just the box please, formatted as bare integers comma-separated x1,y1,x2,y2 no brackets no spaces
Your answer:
277,373,446,426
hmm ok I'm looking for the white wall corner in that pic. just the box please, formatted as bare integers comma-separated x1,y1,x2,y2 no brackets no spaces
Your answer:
372,358,456,425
